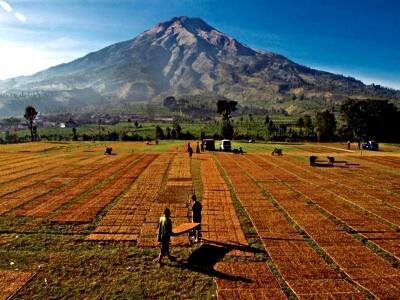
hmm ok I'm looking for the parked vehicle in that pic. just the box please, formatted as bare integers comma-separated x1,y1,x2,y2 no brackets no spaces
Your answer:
362,140,379,151
203,139,215,151
220,139,232,151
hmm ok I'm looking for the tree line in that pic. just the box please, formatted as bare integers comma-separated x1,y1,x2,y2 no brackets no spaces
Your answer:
216,98,399,142
1,98,399,143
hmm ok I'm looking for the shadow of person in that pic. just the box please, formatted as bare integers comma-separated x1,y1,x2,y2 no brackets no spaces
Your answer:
312,162,334,168
173,243,254,283
201,239,265,255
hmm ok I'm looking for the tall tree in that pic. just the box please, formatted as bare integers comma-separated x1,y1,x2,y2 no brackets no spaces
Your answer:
165,127,171,139
24,106,38,142
267,120,275,140
171,128,177,139
217,99,237,139
72,128,78,141
163,96,177,110
303,115,313,135
297,117,304,137
340,98,399,142
155,126,165,140
175,123,182,138
315,110,336,141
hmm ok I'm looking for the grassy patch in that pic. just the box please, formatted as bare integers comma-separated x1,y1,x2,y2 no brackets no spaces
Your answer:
1,242,215,299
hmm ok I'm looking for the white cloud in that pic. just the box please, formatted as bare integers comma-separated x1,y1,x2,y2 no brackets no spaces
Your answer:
0,40,83,79
0,37,109,80
0,1,27,23
14,11,26,22
0,0,12,12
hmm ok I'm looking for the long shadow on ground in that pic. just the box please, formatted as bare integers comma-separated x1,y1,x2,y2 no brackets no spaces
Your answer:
173,241,264,283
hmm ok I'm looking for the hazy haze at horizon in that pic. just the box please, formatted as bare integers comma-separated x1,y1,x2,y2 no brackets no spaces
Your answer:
0,0,399,89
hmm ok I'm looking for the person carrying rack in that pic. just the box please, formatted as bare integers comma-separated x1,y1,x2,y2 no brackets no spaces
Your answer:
191,194,202,242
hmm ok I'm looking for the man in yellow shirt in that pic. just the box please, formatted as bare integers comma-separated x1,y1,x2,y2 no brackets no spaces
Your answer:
154,208,176,264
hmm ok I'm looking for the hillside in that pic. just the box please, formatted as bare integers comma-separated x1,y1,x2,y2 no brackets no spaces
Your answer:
0,16,399,117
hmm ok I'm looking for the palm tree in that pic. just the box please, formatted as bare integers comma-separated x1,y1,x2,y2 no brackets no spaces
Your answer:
24,106,38,142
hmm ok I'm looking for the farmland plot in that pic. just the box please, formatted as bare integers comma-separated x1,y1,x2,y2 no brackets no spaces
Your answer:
230,153,400,299
217,153,362,298
51,154,156,223
251,154,400,259
0,153,113,199
137,153,192,246
88,153,172,242
0,270,36,300
214,262,286,299
1,141,399,299
200,154,248,256
15,154,128,217
0,154,99,215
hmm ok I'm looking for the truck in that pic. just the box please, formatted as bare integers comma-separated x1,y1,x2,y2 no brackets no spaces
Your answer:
220,139,232,152
203,139,215,151
362,140,379,151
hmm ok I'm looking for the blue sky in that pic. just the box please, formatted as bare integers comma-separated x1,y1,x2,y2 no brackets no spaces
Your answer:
0,0,399,89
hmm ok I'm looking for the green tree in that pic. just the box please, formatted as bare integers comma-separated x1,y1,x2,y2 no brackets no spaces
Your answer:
303,115,313,135
217,99,237,139
163,96,177,110
33,126,38,141
279,124,287,136
267,120,275,140
315,110,336,141
340,98,399,142
175,123,182,138
155,126,165,139
24,105,38,142
72,128,78,141
165,127,171,139
171,128,177,139
297,117,304,137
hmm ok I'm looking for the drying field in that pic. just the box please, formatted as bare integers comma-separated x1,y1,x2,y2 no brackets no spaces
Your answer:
0,141,399,299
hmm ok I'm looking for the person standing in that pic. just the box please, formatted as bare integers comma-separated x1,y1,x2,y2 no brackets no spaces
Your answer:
191,194,202,242
154,208,176,264
187,143,193,158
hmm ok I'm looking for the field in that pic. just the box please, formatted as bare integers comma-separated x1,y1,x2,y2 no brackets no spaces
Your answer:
0,141,399,299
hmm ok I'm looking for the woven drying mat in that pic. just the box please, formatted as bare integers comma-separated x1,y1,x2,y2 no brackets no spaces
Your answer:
172,223,200,235
0,270,36,300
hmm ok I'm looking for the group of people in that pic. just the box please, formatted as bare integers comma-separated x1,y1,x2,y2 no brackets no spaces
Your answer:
347,140,362,150
154,194,202,264
187,142,201,158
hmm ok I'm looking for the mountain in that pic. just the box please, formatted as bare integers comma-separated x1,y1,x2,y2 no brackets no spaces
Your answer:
0,16,399,117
